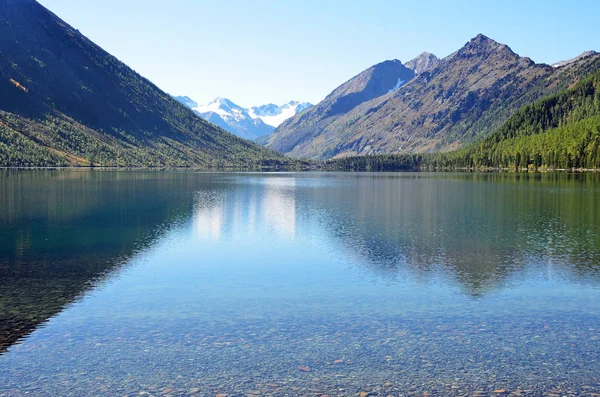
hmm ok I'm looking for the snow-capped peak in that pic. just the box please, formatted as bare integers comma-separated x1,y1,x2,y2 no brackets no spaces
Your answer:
196,97,247,118
249,101,312,127
174,95,313,139
388,78,406,93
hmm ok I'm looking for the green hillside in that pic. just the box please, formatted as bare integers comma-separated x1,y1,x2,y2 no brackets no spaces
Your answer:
438,69,600,170
0,0,291,168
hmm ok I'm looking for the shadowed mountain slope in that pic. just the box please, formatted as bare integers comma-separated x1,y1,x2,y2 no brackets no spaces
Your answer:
0,0,286,167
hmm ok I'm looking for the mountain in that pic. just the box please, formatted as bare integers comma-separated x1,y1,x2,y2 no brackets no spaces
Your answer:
250,101,312,127
174,96,312,141
266,35,600,160
552,51,598,68
194,97,274,141
405,52,440,74
327,67,600,172
263,59,416,155
436,67,600,170
311,59,416,116
0,0,290,168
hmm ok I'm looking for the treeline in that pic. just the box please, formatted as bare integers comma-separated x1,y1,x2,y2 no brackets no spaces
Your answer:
327,68,600,172
485,116,600,170
0,112,311,169
325,154,425,171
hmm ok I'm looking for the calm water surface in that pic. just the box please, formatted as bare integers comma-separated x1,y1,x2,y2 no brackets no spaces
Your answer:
1,170,600,396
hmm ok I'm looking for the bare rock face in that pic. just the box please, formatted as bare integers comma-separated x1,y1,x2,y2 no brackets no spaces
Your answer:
321,59,416,117
264,59,416,154
266,34,599,160
552,50,598,68
405,52,440,75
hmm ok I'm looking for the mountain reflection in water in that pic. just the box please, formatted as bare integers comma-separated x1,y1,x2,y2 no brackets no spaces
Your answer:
1,170,600,396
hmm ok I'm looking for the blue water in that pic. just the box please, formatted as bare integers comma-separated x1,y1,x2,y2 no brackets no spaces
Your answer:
0,170,599,396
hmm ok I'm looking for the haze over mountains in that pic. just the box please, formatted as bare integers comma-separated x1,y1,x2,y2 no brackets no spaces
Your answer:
174,96,311,141
265,36,600,159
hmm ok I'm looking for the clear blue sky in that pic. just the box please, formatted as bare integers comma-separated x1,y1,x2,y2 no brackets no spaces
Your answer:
38,0,600,108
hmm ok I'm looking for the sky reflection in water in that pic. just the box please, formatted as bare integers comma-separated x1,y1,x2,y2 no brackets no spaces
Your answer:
0,170,599,396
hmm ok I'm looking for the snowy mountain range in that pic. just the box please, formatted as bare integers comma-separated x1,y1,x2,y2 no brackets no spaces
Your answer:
174,96,312,141
249,101,312,128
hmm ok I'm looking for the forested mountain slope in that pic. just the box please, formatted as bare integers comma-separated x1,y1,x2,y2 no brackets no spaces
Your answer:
436,68,600,170
326,69,600,171
0,0,286,167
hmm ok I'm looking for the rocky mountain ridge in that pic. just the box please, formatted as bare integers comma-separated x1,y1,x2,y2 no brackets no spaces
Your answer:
265,34,600,159
0,0,287,167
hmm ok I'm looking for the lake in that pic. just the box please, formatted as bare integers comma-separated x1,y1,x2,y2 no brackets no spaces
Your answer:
1,170,600,396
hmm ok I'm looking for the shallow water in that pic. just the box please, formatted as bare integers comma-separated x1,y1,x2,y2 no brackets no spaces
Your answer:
1,170,600,396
